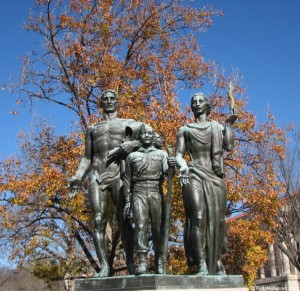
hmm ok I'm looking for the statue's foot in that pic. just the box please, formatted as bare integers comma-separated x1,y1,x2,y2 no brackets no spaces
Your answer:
127,263,136,275
156,258,164,274
196,259,208,276
217,260,226,276
136,253,148,275
136,263,148,275
196,268,208,276
94,267,110,278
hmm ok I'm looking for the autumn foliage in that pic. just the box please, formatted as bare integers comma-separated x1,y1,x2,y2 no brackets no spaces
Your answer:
0,0,287,287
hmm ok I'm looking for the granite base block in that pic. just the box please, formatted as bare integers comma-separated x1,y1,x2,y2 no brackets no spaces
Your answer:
75,274,247,291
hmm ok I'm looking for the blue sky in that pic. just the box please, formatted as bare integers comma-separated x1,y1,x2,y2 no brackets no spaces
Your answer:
195,0,300,126
1,1,300,160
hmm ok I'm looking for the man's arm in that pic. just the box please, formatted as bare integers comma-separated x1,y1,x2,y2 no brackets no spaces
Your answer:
175,127,189,185
107,122,142,164
69,126,93,197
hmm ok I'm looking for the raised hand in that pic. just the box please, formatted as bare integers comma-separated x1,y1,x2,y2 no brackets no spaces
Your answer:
226,105,238,125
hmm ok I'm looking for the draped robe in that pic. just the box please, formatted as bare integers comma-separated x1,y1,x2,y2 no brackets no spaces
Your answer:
183,121,227,274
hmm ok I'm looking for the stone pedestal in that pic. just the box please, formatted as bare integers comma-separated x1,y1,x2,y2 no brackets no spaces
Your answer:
75,274,247,291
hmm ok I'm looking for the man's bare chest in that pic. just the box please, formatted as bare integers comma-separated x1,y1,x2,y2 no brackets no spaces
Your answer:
92,120,128,140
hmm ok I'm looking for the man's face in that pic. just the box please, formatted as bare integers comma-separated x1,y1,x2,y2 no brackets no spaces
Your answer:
140,127,154,147
191,94,207,116
100,91,118,113
154,133,164,149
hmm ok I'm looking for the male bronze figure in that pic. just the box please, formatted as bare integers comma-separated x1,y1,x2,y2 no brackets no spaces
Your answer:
69,90,142,277
123,124,175,275
176,92,237,275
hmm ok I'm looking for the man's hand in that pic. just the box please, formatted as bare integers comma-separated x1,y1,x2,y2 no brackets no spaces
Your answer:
107,141,142,165
69,177,82,198
119,140,141,158
123,201,131,219
167,157,176,169
179,165,189,186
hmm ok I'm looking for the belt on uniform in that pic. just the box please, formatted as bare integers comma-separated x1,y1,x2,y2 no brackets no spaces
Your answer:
133,180,160,185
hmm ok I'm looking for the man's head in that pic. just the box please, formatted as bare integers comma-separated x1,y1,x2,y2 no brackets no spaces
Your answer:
153,132,165,149
191,93,211,116
139,124,154,147
100,89,118,113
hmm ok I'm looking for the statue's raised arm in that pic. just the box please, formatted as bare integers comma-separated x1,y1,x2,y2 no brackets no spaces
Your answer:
223,82,238,151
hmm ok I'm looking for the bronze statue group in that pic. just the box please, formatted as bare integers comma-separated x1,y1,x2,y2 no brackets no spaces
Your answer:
70,90,237,277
